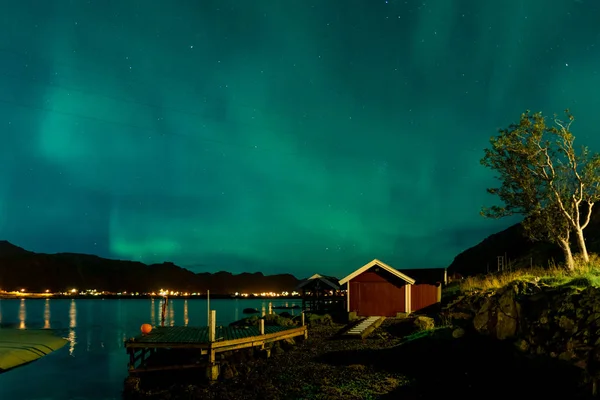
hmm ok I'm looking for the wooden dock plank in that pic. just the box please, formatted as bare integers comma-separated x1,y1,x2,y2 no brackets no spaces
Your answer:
126,325,297,348
211,326,305,349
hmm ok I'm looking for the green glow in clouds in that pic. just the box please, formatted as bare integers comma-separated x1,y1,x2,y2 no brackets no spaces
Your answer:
1,0,600,277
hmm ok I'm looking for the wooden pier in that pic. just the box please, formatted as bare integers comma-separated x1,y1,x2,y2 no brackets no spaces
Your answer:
124,310,308,381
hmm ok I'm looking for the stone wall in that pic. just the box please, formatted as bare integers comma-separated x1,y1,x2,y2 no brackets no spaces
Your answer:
442,280,600,382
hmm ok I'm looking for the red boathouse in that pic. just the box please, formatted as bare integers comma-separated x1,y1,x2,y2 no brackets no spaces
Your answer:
339,259,443,317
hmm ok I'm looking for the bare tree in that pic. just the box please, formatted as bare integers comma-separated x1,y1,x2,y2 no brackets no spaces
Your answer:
522,203,574,269
481,110,600,270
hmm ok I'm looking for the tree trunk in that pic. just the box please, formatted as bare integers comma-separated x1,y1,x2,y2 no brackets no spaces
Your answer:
558,238,575,271
575,228,590,263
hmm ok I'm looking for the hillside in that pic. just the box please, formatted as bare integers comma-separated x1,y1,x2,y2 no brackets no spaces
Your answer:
0,241,300,294
0,241,32,257
447,206,600,277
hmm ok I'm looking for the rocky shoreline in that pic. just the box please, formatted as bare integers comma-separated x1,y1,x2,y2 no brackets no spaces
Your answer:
123,311,592,399
443,279,600,393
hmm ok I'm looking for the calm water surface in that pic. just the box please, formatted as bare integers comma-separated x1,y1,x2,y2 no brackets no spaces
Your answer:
0,297,301,400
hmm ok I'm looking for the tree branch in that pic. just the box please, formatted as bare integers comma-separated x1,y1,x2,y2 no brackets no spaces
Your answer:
534,141,577,228
581,201,595,230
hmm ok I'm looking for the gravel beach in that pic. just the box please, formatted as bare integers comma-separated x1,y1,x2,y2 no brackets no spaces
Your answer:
127,319,412,400
191,321,410,400
126,317,593,400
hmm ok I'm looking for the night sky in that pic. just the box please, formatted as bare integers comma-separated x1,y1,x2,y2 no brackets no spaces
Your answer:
1,1,600,278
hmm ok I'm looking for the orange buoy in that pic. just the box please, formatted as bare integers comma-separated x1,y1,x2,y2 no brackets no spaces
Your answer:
141,323,153,335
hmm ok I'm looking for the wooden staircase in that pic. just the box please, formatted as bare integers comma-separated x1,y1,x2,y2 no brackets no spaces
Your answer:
343,316,385,339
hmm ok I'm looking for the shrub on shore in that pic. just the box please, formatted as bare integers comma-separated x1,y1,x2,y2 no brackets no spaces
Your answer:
457,253,600,293
229,313,297,327
306,313,333,326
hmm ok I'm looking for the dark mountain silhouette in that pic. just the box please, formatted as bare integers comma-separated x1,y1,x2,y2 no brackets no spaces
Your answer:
0,242,300,294
448,206,600,277
0,240,32,257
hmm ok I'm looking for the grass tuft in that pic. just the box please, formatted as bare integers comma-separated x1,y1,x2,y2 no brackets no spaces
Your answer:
458,253,600,292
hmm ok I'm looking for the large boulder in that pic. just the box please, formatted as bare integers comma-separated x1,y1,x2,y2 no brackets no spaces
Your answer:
473,285,521,340
442,293,487,327
413,316,435,331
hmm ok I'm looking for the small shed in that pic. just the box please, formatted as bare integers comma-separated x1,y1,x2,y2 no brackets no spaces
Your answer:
339,259,442,317
296,274,343,314
399,268,446,312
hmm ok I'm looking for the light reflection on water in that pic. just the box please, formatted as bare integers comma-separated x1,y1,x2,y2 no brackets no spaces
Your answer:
18,299,26,329
68,299,77,356
184,299,189,326
44,298,51,329
169,299,175,327
150,298,155,326
0,297,301,399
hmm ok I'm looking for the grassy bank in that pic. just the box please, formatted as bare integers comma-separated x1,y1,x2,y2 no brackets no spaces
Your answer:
457,253,600,293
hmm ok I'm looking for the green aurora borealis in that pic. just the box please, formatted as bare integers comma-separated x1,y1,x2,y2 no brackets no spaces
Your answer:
2,0,600,277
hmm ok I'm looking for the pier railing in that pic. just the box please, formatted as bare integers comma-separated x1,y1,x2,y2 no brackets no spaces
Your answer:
125,309,308,381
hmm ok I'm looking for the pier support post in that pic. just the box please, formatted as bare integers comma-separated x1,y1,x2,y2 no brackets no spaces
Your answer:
206,348,219,381
206,310,220,381
161,296,168,327
258,318,266,350
209,310,216,342
302,312,308,340
259,348,271,358
127,348,135,370
140,348,147,368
